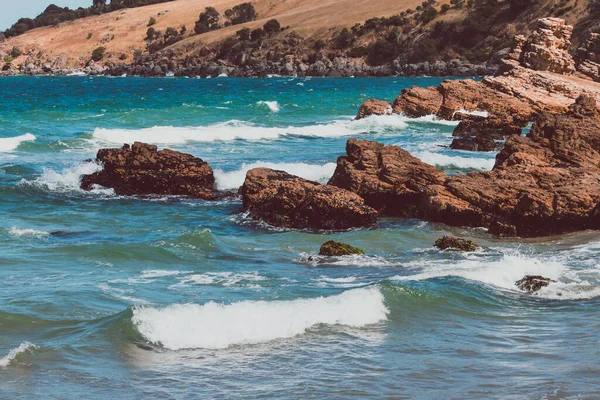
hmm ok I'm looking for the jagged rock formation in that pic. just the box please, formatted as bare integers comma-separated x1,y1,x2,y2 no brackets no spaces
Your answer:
505,18,575,75
241,168,377,230
331,96,600,237
450,114,523,152
80,142,218,199
575,33,600,82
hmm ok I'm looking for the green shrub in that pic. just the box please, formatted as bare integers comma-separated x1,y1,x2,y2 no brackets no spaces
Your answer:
367,40,397,65
250,28,264,41
148,16,156,26
87,32,93,39
3,56,14,63
236,27,251,41
194,7,220,34
10,47,22,58
224,3,256,25
91,46,106,61
441,4,451,12
263,19,281,35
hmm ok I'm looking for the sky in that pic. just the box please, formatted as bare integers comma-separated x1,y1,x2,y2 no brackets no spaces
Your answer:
0,0,91,31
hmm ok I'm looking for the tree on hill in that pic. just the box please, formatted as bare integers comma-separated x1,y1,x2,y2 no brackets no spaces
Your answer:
263,19,281,36
224,3,257,25
195,7,221,34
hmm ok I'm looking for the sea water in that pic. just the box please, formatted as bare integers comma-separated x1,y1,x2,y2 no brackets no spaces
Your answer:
0,76,599,399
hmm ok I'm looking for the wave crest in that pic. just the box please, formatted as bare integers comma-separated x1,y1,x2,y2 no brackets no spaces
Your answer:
131,286,388,350
0,133,36,153
0,342,37,368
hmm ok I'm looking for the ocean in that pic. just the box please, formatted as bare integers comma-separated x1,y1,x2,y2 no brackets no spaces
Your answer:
1,75,599,399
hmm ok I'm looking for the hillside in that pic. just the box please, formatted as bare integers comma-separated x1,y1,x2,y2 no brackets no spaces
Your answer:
0,0,598,77
0,0,426,66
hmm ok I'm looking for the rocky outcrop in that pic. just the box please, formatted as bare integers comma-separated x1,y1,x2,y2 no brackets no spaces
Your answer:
331,96,600,237
507,18,575,75
328,138,447,217
450,114,524,152
515,275,556,293
392,86,443,117
241,168,377,230
434,236,478,252
356,99,392,119
319,240,365,256
575,33,600,82
80,142,218,199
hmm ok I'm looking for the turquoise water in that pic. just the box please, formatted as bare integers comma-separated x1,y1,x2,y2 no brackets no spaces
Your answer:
1,76,599,399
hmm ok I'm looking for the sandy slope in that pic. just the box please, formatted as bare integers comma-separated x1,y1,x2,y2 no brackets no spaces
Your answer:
0,0,424,65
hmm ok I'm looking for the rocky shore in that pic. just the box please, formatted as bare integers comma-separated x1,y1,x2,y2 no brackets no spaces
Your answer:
71,17,600,238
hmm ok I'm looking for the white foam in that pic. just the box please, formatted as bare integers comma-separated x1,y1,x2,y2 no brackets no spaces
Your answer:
407,114,461,126
8,227,50,238
214,162,336,190
91,116,408,145
0,133,36,152
299,253,393,268
21,162,114,194
392,249,600,300
415,151,495,170
0,342,37,368
132,286,388,350
257,101,280,112
456,108,489,118
395,251,565,291
140,270,187,279
175,272,267,287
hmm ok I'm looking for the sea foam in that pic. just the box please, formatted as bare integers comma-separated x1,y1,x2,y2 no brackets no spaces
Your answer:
0,342,37,368
21,162,114,194
132,286,388,350
394,249,600,300
0,133,36,152
91,115,408,145
214,161,336,190
415,151,495,170
9,227,50,238
257,101,280,112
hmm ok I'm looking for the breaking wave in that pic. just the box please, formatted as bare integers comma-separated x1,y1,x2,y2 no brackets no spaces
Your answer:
19,162,114,194
8,227,50,238
91,116,408,145
0,342,37,368
395,249,600,300
214,161,336,190
0,133,36,152
131,286,388,350
257,101,280,112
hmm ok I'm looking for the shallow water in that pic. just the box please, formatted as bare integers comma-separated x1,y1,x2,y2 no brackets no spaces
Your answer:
1,76,599,399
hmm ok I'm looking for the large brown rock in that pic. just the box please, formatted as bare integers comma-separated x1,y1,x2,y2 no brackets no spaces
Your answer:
392,86,443,117
331,96,600,237
241,168,377,230
80,142,218,199
328,138,447,216
356,99,392,119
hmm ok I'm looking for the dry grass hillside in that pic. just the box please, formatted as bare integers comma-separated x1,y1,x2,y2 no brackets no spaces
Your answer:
0,0,427,66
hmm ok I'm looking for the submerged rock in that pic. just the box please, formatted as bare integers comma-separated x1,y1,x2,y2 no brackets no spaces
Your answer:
434,236,478,252
330,96,600,237
515,275,556,293
319,240,365,256
241,168,378,231
450,114,524,152
80,142,218,199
